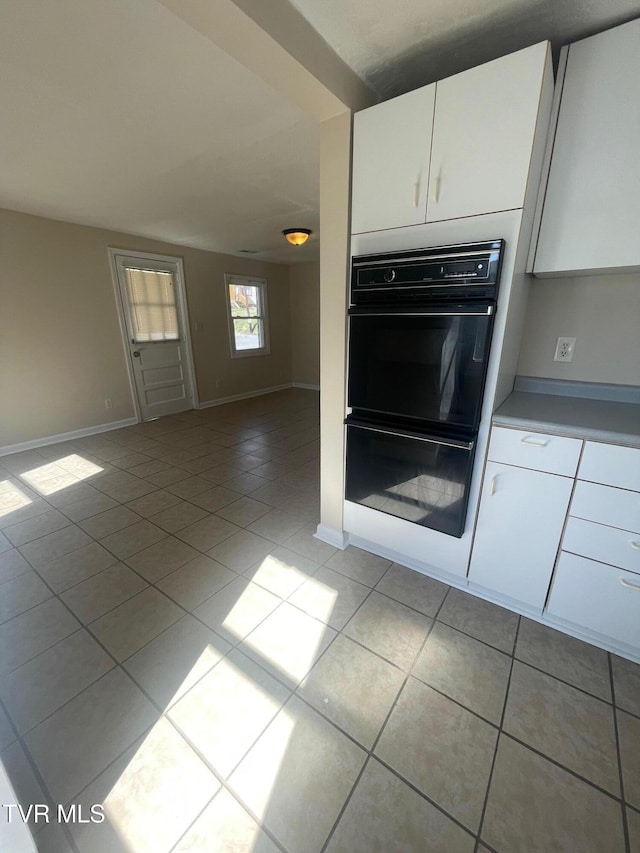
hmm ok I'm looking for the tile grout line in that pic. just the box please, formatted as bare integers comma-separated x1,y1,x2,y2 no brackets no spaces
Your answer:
472,614,521,853
165,783,290,853
3,396,638,852
2,512,325,737
511,655,620,709
0,692,82,853
10,520,636,836
162,701,292,853
609,652,632,853
497,732,628,805
319,582,478,851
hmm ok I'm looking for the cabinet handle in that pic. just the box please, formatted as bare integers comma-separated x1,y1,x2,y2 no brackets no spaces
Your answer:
620,577,640,591
489,474,498,496
629,540,640,551
431,175,441,204
413,181,420,208
521,436,549,447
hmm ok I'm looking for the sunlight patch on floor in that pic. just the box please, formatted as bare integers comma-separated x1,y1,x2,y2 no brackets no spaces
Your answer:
0,481,33,518
20,455,103,495
103,718,219,853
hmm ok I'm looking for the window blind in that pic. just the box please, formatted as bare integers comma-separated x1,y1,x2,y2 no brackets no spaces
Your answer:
124,267,179,342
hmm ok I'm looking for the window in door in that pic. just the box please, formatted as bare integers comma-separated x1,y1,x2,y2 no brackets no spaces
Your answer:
124,267,179,342
225,274,270,357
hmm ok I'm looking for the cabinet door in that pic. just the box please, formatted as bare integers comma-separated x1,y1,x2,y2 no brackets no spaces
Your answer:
427,42,549,223
468,461,573,609
351,84,435,234
534,19,640,275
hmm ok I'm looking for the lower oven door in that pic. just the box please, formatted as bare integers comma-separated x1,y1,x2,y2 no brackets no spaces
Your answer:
348,303,494,430
345,417,475,538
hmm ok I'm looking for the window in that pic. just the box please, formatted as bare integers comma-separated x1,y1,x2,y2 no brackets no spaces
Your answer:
225,274,270,357
124,267,179,342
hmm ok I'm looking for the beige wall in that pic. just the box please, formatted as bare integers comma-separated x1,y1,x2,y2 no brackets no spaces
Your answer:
289,260,320,387
517,272,640,385
0,208,293,447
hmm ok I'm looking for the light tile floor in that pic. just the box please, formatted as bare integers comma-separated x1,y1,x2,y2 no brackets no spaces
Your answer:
0,389,638,852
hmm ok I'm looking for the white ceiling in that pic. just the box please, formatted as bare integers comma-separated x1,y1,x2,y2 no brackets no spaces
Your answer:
290,0,640,98
3,0,639,264
0,0,320,263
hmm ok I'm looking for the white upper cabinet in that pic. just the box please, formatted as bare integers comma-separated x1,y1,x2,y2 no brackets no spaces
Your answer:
351,85,435,234
533,18,640,276
427,41,550,222
351,42,551,234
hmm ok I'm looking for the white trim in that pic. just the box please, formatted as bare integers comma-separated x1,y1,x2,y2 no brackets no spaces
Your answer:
347,531,640,664
198,383,293,409
108,248,199,420
0,418,138,457
224,273,271,359
108,249,141,421
347,533,470,587
293,382,321,391
315,524,350,550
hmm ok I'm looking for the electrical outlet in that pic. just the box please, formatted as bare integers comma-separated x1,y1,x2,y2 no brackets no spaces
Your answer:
554,337,576,362
215,379,222,389
104,398,113,409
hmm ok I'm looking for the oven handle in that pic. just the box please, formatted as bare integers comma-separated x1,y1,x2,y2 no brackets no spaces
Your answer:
349,306,493,317
346,421,474,451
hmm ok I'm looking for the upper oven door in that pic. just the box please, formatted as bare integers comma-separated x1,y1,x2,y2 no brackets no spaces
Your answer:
348,303,494,430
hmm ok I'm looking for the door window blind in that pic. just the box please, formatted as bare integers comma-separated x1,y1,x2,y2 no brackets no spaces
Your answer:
124,267,179,342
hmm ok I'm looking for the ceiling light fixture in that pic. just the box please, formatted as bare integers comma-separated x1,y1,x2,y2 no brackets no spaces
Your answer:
282,228,311,246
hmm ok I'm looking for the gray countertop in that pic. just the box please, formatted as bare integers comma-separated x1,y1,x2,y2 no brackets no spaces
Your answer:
494,391,640,447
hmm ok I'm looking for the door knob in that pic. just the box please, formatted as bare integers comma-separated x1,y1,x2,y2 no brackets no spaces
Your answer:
133,351,141,358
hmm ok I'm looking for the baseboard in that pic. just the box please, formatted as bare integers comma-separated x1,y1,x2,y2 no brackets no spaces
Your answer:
198,383,294,409
315,524,350,550
292,382,320,391
347,533,470,587
348,532,640,665
0,417,138,457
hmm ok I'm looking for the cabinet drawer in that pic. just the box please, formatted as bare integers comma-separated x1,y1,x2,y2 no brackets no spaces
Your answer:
547,551,640,650
488,427,582,475
563,517,640,575
579,441,640,492
570,480,640,535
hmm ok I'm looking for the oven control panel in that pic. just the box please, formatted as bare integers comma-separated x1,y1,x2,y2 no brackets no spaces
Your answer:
351,240,504,305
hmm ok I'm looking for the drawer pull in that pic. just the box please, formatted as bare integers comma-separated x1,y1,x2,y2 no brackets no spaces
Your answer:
630,540,640,551
620,577,640,591
489,474,498,496
521,436,549,447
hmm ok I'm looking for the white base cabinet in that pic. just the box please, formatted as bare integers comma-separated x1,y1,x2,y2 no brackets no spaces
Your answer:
468,429,640,660
468,461,573,609
546,438,640,655
547,552,640,652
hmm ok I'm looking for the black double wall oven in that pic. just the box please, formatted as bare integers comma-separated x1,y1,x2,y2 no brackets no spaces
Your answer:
345,240,504,538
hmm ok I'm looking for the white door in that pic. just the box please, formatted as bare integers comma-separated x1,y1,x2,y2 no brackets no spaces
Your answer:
468,461,573,610
110,250,196,421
